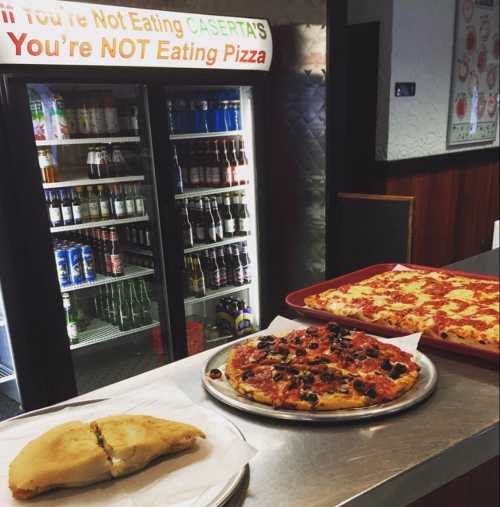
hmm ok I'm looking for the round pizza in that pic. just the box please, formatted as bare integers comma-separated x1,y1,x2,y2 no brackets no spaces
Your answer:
223,323,420,410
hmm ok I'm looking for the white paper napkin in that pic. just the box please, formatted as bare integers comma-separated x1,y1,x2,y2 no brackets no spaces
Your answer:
0,379,256,507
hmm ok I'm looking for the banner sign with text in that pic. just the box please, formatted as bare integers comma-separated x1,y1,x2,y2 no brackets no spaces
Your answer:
0,0,272,70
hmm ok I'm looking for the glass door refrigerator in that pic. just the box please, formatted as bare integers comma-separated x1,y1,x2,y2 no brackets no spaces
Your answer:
165,86,261,355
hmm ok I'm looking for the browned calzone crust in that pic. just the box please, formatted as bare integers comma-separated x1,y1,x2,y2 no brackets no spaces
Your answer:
9,415,205,500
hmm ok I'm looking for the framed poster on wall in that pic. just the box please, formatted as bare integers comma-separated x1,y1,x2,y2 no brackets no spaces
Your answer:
447,0,499,145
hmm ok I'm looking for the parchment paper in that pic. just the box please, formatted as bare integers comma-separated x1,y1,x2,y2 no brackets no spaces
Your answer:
0,379,256,507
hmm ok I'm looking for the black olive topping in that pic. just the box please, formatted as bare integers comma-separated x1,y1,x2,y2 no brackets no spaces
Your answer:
366,387,377,398
353,379,365,393
440,332,448,339
389,370,401,380
320,372,335,382
257,341,271,350
287,366,300,375
303,373,315,386
380,358,392,371
278,347,289,357
293,337,303,345
308,342,319,350
209,368,222,380
394,363,407,374
295,348,306,357
366,348,379,358
260,335,275,342
241,369,254,381
327,322,341,333
300,392,319,403
340,328,351,337
279,337,288,344
274,363,288,371
273,373,284,382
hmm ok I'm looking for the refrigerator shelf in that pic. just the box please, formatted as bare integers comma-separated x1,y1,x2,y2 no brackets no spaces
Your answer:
184,236,249,254
175,184,249,200
50,215,149,233
69,320,160,350
124,246,154,257
60,265,154,293
184,283,253,305
0,364,15,384
43,175,145,189
170,130,243,141
36,137,141,147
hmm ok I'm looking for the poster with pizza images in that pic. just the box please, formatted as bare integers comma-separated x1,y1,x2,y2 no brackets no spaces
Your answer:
447,0,499,145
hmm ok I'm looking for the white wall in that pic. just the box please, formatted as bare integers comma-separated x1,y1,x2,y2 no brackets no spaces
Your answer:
349,0,500,160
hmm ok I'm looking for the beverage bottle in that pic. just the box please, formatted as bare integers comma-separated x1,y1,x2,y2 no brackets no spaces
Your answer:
97,285,107,320
232,245,244,286
129,103,140,136
97,185,111,219
96,228,107,274
103,92,120,135
188,142,201,188
77,93,91,137
231,100,241,130
136,224,145,248
50,92,70,140
102,227,113,276
203,197,217,244
238,193,251,236
144,225,152,249
196,96,209,133
111,145,128,176
109,226,124,277
200,249,211,281
71,188,82,225
237,138,249,184
29,88,48,140
193,197,205,244
60,189,74,226
208,249,222,290
89,92,106,136
86,146,96,179
172,144,184,194
109,284,119,326
204,140,219,187
87,186,101,221
102,146,113,178
166,99,176,135
231,193,240,233
230,139,239,185
138,279,153,324
178,144,189,189
240,242,252,284
102,284,111,322
38,149,57,183
192,254,207,298
113,184,127,219
130,224,139,246
225,245,235,285
221,194,235,238
128,280,143,328
221,140,232,187
65,94,79,138
76,187,89,223
125,184,136,217
210,197,224,241
117,282,132,331
181,199,194,248
134,184,145,216
62,293,79,344
217,247,228,287
184,255,192,297
47,191,62,227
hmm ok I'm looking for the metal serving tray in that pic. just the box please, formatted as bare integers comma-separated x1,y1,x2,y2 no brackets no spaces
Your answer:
202,336,437,422
285,263,499,362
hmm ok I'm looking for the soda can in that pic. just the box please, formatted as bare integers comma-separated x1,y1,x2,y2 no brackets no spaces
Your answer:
67,246,83,285
81,245,96,282
54,248,71,287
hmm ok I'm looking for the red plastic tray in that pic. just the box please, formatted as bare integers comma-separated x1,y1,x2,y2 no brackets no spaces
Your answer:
286,263,499,363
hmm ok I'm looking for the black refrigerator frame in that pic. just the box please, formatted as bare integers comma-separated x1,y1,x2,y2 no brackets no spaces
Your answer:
0,64,271,412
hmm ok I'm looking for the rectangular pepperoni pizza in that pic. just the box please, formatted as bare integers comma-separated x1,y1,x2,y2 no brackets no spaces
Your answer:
304,269,499,354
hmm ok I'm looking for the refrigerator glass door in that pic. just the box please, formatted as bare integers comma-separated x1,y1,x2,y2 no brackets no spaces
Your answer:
26,83,170,394
165,86,260,355
0,283,20,421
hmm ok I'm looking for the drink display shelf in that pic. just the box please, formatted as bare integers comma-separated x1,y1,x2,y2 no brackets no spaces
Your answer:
36,136,140,147
170,130,243,141
60,265,154,293
70,320,160,351
124,246,154,257
0,363,15,385
175,184,249,200
184,283,253,305
43,175,144,189
50,215,149,233
185,236,249,254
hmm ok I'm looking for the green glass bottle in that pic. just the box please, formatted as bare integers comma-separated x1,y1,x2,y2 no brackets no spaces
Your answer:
118,282,132,331
109,284,119,326
139,279,153,325
128,280,143,328
62,293,79,345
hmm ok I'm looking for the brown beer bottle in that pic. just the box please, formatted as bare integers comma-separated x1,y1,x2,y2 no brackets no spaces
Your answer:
237,138,249,184
181,199,194,248
109,226,124,277
221,140,232,187
192,254,206,298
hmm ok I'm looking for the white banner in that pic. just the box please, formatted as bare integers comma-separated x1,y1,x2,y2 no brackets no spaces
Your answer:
0,0,272,70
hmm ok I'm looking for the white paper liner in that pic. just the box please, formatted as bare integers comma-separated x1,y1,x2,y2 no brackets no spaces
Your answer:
0,379,256,507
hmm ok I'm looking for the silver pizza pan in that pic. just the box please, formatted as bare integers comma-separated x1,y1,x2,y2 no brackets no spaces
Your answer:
202,337,438,422
3,399,248,507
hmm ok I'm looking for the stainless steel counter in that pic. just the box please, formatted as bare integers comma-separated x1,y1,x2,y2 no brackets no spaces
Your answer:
46,251,500,506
